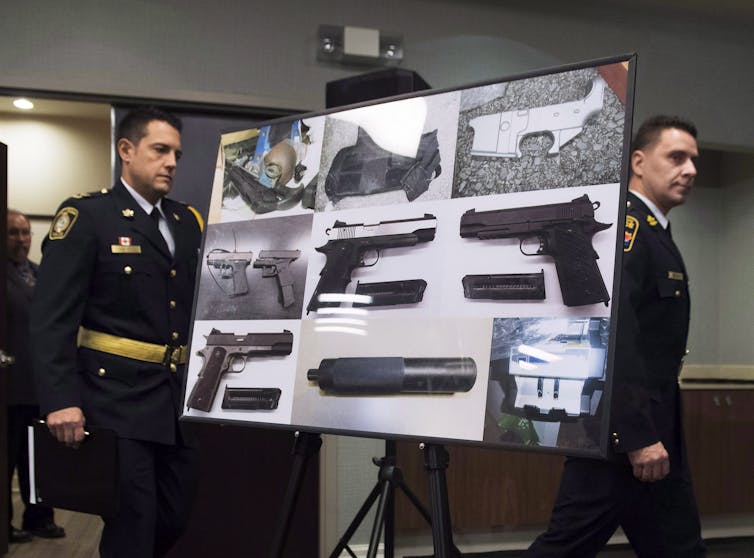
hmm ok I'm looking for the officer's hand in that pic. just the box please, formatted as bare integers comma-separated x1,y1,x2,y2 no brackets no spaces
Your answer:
46,407,86,447
628,441,670,482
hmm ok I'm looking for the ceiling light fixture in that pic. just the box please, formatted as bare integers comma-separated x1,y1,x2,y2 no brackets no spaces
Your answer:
13,98,34,110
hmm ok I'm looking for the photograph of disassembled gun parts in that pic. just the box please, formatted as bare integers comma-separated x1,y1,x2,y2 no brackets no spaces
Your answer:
468,76,606,159
325,127,441,203
307,357,477,395
253,250,301,308
489,317,608,422
206,248,253,297
187,329,293,412
460,194,611,306
221,387,282,411
306,214,437,313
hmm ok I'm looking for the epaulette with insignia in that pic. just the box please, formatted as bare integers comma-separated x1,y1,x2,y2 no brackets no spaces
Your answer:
72,187,110,200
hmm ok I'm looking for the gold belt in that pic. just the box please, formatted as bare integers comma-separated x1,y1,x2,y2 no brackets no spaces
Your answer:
78,327,187,365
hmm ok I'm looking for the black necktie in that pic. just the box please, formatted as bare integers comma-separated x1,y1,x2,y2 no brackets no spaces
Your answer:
150,207,161,226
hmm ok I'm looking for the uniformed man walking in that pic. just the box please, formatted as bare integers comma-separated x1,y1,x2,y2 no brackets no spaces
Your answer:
31,107,203,558
523,115,706,557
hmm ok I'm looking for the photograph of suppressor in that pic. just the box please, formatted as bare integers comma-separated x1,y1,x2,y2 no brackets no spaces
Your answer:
307,357,477,395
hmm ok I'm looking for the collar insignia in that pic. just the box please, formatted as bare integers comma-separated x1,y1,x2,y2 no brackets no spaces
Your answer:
646,215,658,227
122,208,135,218
173,213,180,222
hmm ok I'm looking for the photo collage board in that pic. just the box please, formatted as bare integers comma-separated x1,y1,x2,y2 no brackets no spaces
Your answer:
182,55,637,458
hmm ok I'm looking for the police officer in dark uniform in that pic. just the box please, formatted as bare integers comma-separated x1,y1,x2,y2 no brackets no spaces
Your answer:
524,115,706,557
30,107,203,558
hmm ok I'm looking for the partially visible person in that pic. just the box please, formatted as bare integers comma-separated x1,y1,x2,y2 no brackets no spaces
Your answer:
6,209,65,543
523,115,705,557
30,107,203,558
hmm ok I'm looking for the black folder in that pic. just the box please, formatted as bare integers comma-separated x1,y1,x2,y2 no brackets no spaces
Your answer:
29,421,119,516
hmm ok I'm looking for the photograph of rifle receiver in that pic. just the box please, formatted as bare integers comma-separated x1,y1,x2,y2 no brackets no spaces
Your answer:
306,214,437,313
186,329,293,412
307,357,477,395
460,194,611,306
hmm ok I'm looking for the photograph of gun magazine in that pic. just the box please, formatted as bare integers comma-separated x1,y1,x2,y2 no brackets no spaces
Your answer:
306,214,437,313
460,194,611,306
221,387,282,410
187,329,293,412
307,357,477,395
206,248,253,297
253,249,301,308
462,270,545,300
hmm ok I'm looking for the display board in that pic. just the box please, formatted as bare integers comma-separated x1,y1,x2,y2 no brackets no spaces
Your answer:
181,55,636,458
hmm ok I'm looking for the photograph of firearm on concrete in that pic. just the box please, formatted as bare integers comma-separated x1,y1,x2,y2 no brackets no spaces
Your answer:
194,214,312,320
183,321,300,424
291,317,491,441
483,317,609,453
215,117,324,220
452,63,627,197
314,92,460,211
448,184,619,316
304,211,438,314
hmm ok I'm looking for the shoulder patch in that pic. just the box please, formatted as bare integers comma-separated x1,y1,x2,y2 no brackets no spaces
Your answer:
624,215,639,252
186,205,204,232
49,207,79,240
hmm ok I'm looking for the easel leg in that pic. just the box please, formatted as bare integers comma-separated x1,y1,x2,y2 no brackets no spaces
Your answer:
422,443,458,558
268,431,322,558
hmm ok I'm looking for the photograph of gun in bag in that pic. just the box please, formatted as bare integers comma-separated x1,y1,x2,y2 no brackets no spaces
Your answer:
186,328,293,413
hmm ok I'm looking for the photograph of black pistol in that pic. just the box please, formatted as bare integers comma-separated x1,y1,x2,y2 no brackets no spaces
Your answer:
187,329,293,412
460,194,611,306
306,214,437,313
307,357,477,395
253,250,301,308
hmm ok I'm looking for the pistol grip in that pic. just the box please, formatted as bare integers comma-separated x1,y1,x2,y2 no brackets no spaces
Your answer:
549,227,610,307
187,346,228,412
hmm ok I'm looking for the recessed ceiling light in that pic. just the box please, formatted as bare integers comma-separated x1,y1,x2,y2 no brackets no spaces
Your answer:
13,98,34,110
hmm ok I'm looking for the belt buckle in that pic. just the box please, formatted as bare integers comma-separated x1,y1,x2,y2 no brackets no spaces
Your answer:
162,345,179,367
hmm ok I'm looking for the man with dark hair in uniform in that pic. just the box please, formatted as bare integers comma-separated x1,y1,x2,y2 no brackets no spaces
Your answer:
30,107,203,558
6,209,65,543
523,115,705,557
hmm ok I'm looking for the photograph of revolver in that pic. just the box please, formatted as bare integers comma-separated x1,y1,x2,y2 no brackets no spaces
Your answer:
186,328,293,412
460,194,611,307
306,214,437,313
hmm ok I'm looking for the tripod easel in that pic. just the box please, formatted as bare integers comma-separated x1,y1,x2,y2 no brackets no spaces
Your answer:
268,433,461,558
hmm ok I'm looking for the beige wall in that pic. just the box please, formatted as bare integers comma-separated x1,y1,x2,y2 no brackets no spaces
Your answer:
1,112,111,261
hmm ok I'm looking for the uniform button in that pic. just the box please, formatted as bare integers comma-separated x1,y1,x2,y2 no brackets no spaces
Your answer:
98,368,106,376
171,331,179,341
169,300,177,309
124,266,133,275
169,363,178,373
170,269,177,278
100,188,109,194
675,290,681,297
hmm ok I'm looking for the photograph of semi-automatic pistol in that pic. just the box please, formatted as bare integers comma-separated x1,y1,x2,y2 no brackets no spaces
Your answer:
187,329,293,412
307,357,477,395
206,248,253,297
460,194,611,306
306,214,437,313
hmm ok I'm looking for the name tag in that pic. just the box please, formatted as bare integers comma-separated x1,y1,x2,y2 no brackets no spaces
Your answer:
111,245,142,254
668,271,684,280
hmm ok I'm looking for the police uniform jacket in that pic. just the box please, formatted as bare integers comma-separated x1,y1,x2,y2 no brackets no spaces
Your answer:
611,191,690,467
30,182,201,445
7,260,39,406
